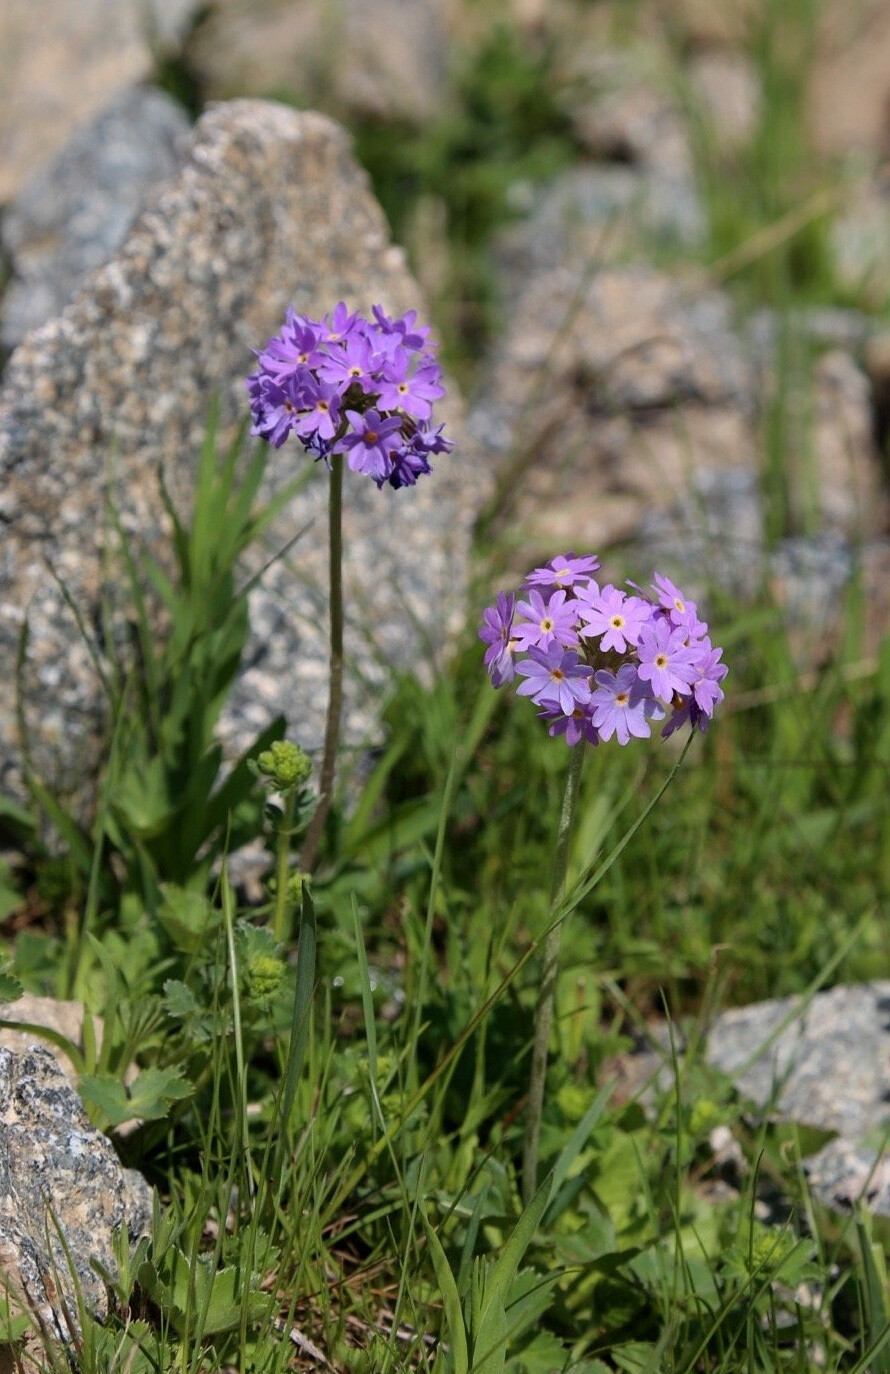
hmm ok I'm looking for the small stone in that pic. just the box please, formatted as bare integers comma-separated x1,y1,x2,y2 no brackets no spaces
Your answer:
706,982,890,1141
0,995,102,1081
0,1046,151,1335
1,88,190,352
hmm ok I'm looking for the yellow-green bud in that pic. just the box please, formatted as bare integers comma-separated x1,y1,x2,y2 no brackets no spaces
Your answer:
246,955,285,1000
256,740,311,791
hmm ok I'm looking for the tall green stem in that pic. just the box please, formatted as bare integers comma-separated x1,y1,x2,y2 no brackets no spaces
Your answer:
522,743,585,1207
299,453,344,873
272,788,297,944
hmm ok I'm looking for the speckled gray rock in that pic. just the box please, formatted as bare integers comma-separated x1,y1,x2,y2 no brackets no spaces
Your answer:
0,1046,151,1334
0,0,199,202
188,0,449,123
494,164,705,306
1,87,190,351
637,466,765,601
688,50,761,151
0,100,485,803
706,983,890,1141
470,264,759,572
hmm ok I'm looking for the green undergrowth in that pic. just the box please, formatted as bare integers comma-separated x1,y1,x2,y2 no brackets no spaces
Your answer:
1,409,889,1371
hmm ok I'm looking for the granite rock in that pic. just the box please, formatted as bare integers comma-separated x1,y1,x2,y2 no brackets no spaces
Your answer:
563,46,695,183
688,50,761,151
706,983,890,1141
470,264,759,573
832,177,890,309
0,995,103,1081
494,164,705,306
0,1046,151,1334
0,100,486,804
1,87,190,351
188,0,449,124
0,0,199,203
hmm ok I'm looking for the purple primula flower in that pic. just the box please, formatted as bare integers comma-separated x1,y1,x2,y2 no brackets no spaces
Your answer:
652,572,697,625
338,409,402,482
479,550,725,746
590,665,656,744
376,355,446,419
688,641,728,717
247,372,304,448
259,309,325,380
371,304,432,352
577,583,651,653
248,301,450,489
513,589,579,652
524,553,600,590
671,600,709,642
318,334,384,392
516,646,592,715
293,378,342,443
323,301,359,344
636,618,698,699
539,703,600,746
479,592,518,687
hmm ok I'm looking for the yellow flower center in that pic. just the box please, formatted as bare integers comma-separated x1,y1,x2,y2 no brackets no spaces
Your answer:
655,654,668,669
616,692,629,706
540,618,554,633
610,615,625,629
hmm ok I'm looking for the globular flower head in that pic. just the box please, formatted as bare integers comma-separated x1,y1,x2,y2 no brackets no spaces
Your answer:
247,303,451,489
479,557,726,747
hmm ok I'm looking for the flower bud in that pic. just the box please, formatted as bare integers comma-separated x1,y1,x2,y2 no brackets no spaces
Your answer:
255,740,311,791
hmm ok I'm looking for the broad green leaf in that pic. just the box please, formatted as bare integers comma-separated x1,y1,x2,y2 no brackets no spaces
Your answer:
473,1291,507,1374
420,1209,469,1374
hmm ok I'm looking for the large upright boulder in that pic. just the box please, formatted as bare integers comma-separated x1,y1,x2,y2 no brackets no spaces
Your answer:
0,101,485,802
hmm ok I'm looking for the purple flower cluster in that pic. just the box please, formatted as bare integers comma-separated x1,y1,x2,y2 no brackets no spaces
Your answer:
248,302,453,489
479,555,727,746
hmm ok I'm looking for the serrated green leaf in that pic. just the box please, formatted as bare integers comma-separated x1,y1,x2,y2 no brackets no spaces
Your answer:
163,979,200,1019
0,971,23,1002
506,1331,569,1374
79,1074,131,1125
81,1066,191,1126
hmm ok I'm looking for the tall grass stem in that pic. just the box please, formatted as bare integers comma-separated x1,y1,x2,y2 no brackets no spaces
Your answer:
522,743,584,1207
300,454,344,872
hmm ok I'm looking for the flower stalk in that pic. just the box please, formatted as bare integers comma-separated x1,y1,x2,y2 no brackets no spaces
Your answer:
299,451,344,873
522,741,585,1207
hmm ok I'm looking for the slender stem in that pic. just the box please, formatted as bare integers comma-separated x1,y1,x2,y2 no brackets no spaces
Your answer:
522,743,585,1207
272,787,297,944
299,453,344,872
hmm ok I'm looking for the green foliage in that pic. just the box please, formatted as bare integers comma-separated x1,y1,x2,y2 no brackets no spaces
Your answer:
5,9,890,1373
